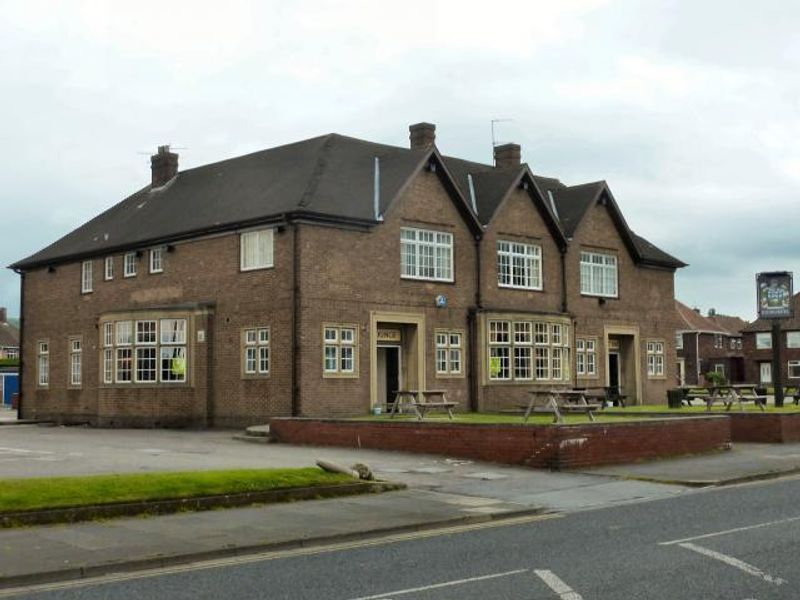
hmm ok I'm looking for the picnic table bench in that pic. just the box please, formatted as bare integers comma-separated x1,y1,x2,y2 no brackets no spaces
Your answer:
522,389,602,424
389,389,456,420
681,385,767,412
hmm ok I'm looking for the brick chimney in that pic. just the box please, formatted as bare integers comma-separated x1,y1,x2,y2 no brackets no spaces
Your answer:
409,122,436,149
494,143,521,168
0,308,6,324
150,145,179,188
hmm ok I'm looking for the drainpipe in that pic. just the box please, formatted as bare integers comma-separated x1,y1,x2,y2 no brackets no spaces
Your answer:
695,333,700,384
14,269,24,416
559,248,568,313
291,221,301,416
470,237,482,412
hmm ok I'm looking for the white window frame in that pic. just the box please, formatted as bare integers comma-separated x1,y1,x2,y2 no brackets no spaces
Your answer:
576,337,597,377
789,360,800,379
149,247,164,274
435,330,463,376
676,332,683,350
713,334,723,349
103,318,188,385
488,319,570,383
714,363,726,377
81,260,93,294
400,227,454,282
240,229,274,272
787,332,800,349
124,252,137,277
104,256,114,281
323,325,358,376
243,327,270,376
496,240,542,290
756,332,772,349
37,340,49,387
646,340,665,377
69,338,82,387
580,251,618,298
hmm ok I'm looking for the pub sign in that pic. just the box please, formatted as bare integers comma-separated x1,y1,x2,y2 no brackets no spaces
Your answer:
757,271,793,319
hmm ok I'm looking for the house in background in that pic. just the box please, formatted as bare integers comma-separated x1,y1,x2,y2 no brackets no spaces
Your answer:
10,123,685,428
742,292,800,386
0,307,20,407
0,308,19,360
675,301,746,385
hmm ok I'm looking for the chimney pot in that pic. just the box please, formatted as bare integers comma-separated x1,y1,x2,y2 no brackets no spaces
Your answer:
494,143,521,168
151,145,179,188
409,122,436,149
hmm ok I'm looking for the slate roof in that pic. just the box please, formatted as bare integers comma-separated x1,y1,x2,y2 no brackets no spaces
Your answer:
11,132,685,271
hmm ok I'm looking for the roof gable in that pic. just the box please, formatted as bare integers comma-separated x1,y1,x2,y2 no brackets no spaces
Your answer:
676,300,727,333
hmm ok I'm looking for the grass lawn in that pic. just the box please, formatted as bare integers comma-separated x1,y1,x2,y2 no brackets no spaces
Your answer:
354,412,644,425
616,404,800,414
0,468,354,514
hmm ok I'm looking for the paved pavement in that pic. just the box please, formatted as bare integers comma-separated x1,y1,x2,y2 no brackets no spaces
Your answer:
2,425,800,588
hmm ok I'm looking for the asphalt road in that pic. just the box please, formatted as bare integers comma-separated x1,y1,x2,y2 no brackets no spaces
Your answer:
8,475,800,600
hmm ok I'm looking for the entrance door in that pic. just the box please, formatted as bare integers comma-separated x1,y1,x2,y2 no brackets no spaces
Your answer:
608,353,620,390
677,359,686,386
377,346,401,408
760,362,772,385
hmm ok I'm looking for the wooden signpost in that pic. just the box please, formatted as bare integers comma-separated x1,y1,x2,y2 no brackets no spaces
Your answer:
757,271,793,407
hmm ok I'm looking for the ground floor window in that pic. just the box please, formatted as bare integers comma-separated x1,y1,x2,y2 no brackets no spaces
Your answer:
323,324,358,376
69,338,82,387
101,317,188,384
435,330,463,376
646,340,665,377
243,327,270,376
37,341,49,387
488,318,570,382
576,338,597,377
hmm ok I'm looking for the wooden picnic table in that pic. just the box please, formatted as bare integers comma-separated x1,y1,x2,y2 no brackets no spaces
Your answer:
522,389,602,424
681,384,767,412
575,386,627,408
389,389,456,420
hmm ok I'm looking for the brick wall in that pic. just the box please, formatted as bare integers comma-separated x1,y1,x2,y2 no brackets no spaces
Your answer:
728,413,800,443
270,417,731,469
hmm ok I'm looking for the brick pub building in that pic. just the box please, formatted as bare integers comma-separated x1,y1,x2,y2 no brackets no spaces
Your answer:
11,123,685,428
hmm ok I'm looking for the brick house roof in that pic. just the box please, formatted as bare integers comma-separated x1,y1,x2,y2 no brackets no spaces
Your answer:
0,321,19,348
707,313,748,336
744,292,800,332
11,131,685,271
676,300,727,333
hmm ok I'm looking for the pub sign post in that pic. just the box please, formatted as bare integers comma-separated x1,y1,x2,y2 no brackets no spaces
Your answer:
757,271,793,407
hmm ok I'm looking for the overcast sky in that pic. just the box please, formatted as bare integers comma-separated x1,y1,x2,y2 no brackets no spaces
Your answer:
2,0,799,321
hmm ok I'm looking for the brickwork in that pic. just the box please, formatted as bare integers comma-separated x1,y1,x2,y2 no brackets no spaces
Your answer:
727,413,800,443
270,417,731,469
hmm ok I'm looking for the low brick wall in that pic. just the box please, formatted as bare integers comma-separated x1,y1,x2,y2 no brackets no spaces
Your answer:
728,413,800,443
270,417,732,470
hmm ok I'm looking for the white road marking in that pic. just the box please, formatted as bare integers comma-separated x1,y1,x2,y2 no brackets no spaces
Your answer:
534,569,584,599
346,569,528,600
677,542,786,586
0,514,560,598
659,515,800,546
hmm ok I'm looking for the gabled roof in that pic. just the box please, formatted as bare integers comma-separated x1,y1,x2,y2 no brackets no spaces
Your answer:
744,292,800,332
11,130,684,271
676,300,727,334
545,181,686,269
708,313,748,336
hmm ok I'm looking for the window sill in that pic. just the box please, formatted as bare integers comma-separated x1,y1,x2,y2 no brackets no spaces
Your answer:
498,284,543,292
401,276,455,284
322,372,359,379
580,293,618,300
435,373,465,379
240,265,275,273
242,373,270,380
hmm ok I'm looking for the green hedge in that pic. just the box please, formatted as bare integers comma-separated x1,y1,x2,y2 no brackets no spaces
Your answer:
0,358,19,368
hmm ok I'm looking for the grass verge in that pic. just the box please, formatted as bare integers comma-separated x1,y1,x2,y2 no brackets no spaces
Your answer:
354,413,646,425
0,468,354,514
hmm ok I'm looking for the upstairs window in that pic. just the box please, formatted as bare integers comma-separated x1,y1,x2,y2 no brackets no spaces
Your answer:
676,332,684,350
124,252,137,277
104,257,114,281
580,251,618,298
497,241,542,290
400,227,453,282
240,229,274,271
81,261,93,294
756,333,772,349
150,248,164,274
714,334,724,349
787,331,800,348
